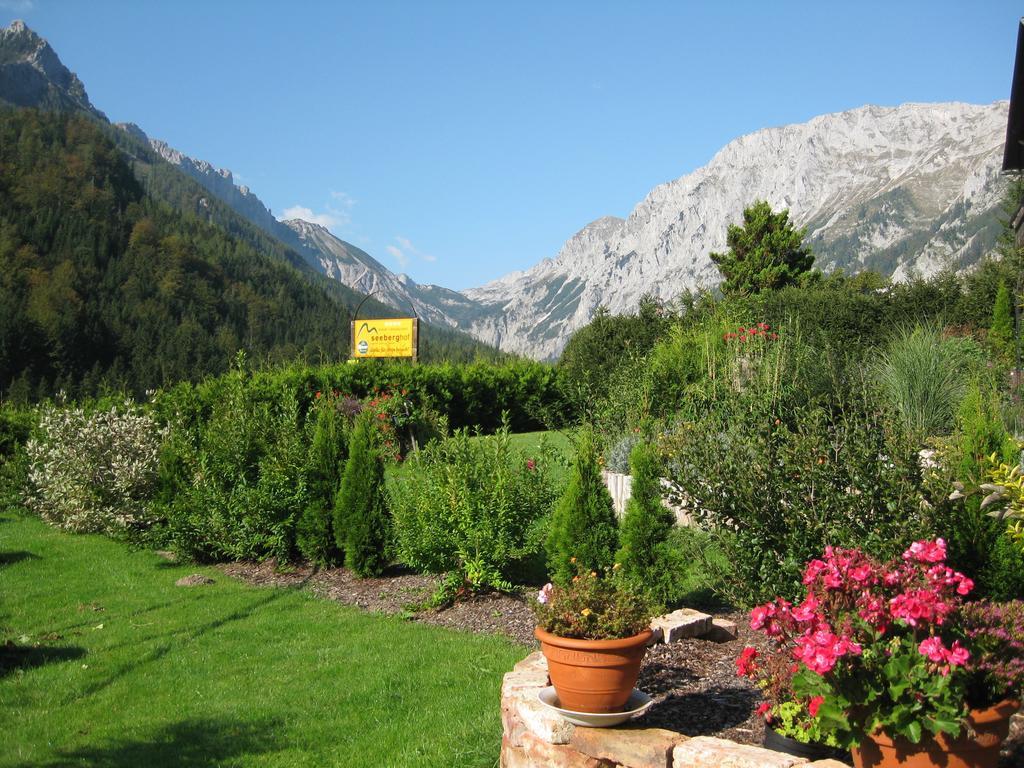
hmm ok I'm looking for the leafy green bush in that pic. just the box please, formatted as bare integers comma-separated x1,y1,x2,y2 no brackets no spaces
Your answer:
155,362,307,562
546,428,619,583
0,404,34,512
927,382,1023,598
334,410,390,577
25,399,163,536
389,422,557,593
616,442,674,596
295,393,350,566
662,394,933,607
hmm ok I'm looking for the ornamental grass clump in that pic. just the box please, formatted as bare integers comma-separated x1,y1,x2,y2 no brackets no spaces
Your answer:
533,563,652,641
737,538,1024,749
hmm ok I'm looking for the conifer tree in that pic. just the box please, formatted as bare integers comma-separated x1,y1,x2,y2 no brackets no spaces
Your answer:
710,200,814,296
991,281,1014,356
296,395,347,566
546,428,618,583
616,441,674,585
334,409,389,576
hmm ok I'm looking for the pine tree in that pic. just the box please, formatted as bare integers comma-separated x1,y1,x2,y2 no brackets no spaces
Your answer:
710,200,815,296
545,428,619,583
616,442,674,585
296,396,347,566
990,281,1014,357
334,409,390,577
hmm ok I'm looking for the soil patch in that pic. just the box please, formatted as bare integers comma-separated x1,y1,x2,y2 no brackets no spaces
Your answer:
219,561,1023,765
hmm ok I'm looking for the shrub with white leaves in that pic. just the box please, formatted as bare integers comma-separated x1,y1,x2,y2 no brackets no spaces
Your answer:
25,399,164,535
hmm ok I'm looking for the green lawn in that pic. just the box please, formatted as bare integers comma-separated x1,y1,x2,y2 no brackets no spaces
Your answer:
0,514,526,768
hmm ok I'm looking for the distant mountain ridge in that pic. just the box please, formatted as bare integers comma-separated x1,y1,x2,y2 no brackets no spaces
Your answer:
1,19,1009,361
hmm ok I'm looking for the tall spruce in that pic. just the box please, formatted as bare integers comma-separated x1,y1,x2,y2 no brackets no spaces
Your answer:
546,428,619,583
334,410,389,577
296,396,347,566
616,442,674,585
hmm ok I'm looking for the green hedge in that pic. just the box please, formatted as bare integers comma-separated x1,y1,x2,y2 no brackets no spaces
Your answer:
154,357,572,435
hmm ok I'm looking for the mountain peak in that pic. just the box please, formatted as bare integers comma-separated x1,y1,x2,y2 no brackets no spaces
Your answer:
0,20,105,119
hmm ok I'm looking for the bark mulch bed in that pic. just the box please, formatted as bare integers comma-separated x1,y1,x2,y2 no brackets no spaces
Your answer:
218,561,1024,766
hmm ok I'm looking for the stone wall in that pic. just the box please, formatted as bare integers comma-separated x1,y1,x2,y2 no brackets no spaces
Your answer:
601,471,692,526
500,652,849,768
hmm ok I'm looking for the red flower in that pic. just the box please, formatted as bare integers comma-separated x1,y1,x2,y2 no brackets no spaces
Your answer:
808,696,824,717
526,459,536,471
736,646,759,676
315,391,322,399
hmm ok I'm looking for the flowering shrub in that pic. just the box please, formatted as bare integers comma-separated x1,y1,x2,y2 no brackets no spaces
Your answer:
722,322,778,344
25,399,164,536
361,388,425,462
533,563,652,640
738,539,1024,748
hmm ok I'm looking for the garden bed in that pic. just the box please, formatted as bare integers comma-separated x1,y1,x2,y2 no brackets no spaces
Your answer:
220,560,1024,766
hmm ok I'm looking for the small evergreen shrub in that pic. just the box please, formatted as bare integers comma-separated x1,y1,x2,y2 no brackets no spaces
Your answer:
389,422,557,594
616,442,675,595
990,281,1014,357
296,392,349,566
25,398,163,536
546,428,619,583
334,410,390,577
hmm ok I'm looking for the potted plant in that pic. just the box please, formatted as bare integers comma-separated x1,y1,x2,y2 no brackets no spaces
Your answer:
533,562,654,713
735,643,848,761
739,538,1023,768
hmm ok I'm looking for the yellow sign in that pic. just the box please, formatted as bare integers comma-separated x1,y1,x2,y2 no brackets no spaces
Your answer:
351,318,418,359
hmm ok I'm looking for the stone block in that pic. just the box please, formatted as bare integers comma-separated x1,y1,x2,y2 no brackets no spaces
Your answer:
672,737,808,768
804,761,851,768
502,669,548,699
570,725,686,768
514,651,548,676
503,730,614,768
647,626,664,646
650,609,712,643
512,691,576,744
704,617,739,642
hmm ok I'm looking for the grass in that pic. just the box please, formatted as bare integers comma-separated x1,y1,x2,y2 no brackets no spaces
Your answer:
0,513,526,768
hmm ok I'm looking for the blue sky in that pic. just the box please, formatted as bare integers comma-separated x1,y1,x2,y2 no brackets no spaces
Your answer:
2,1,1021,289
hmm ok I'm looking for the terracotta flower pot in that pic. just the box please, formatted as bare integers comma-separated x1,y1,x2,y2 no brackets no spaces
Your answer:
850,699,1020,768
535,626,653,714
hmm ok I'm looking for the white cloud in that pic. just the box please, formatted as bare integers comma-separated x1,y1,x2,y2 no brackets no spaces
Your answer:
0,0,35,12
280,205,340,228
394,235,436,263
277,189,357,232
386,245,409,269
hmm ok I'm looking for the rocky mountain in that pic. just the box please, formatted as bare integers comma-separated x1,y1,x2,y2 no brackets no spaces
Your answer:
281,219,487,327
462,101,1010,359
0,19,104,119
